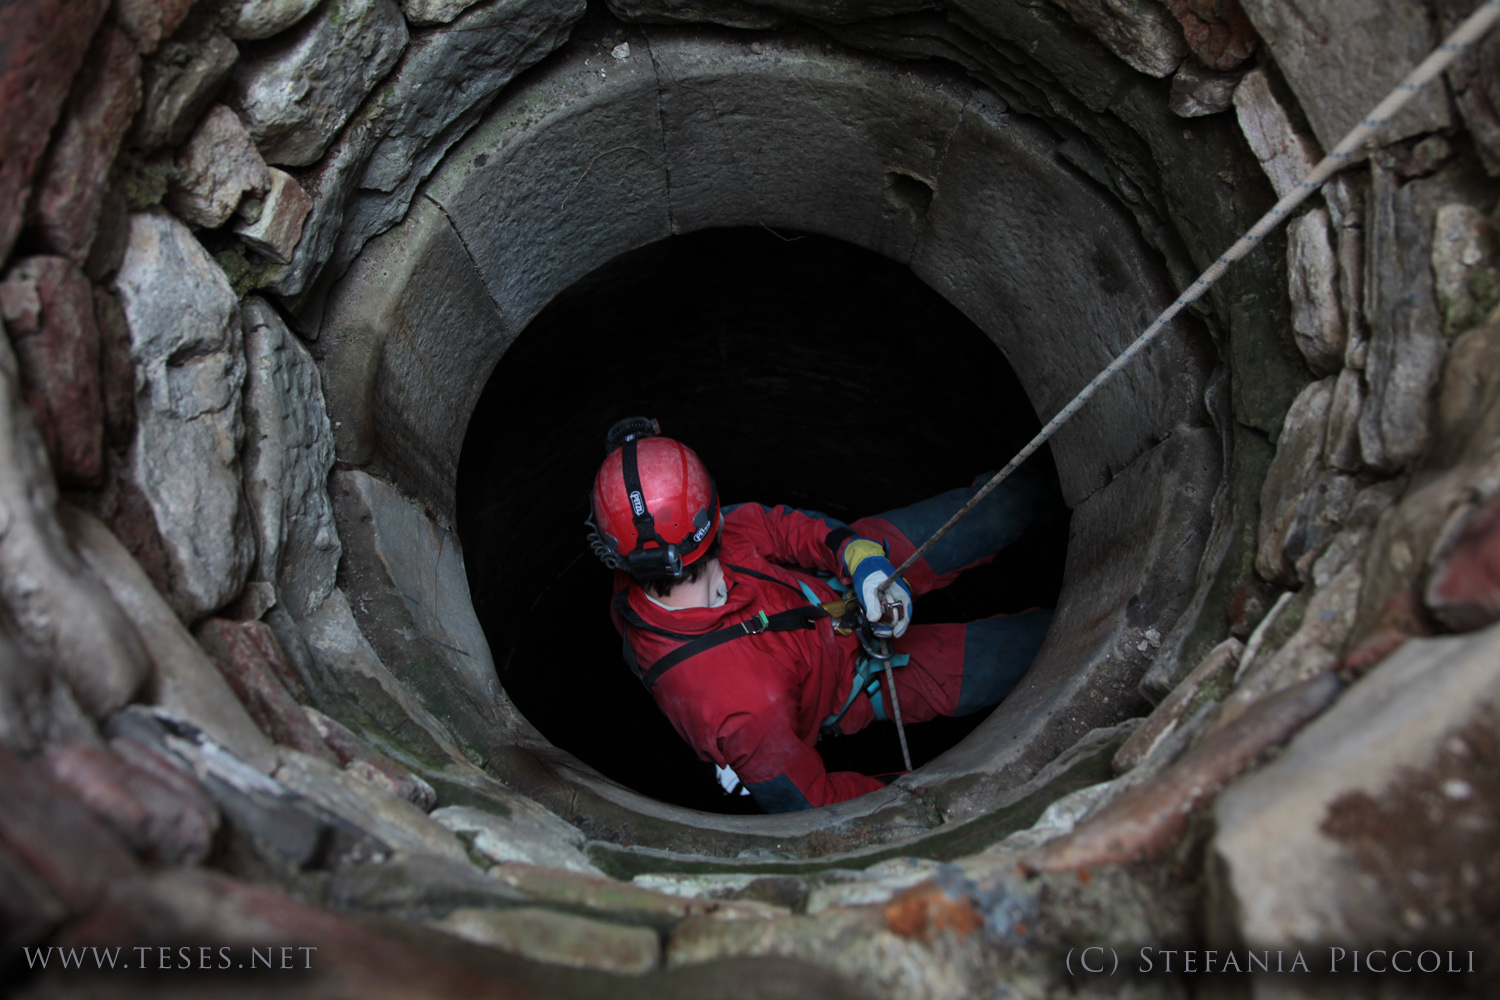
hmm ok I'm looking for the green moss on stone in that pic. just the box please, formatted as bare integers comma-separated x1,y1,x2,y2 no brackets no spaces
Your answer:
214,245,287,299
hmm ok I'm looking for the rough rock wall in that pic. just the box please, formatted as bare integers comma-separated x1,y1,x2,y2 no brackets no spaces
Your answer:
1,0,1499,996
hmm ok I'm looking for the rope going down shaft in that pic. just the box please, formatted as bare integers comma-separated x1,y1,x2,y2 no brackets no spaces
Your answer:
878,0,1500,598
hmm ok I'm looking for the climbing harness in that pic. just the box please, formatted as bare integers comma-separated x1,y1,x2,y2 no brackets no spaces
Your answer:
876,0,1500,601
614,562,918,770
614,564,845,689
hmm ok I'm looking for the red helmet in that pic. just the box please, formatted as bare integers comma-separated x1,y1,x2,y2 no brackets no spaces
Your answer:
588,418,720,580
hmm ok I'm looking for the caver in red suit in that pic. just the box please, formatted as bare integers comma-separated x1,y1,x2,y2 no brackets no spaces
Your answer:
588,418,1054,814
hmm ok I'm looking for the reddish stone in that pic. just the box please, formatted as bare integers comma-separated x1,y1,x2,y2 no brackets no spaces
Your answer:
0,745,139,912
1340,588,1435,679
104,479,173,596
0,0,111,262
883,882,984,942
92,285,138,449
195,618,337,761
1164,0,1258,71
42,742,219,866
115,0,199,55
1023,672,1343,874
27,23,142,263
0,256,105,486
1426,493,1500,632
305,707,436,810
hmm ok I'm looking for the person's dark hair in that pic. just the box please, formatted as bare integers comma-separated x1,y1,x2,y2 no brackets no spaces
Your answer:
640,534,721,599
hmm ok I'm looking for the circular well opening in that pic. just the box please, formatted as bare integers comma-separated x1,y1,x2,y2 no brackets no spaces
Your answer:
457,226,1070,813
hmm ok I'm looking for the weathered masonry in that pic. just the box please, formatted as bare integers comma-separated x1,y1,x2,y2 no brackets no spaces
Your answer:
1,0,1498,996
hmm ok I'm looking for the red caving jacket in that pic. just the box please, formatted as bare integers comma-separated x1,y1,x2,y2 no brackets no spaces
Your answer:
609,504,885,810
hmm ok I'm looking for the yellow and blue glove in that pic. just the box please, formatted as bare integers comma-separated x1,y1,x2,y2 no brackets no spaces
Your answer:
842,538,913,639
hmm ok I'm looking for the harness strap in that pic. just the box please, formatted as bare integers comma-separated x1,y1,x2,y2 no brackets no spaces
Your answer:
611,587,836,688
639,605,830,688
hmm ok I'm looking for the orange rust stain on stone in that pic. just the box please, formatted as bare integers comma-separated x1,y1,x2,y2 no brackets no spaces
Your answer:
883,883,984,942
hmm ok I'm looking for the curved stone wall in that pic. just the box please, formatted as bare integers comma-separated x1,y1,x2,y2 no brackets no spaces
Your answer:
314,23,1219,849
2,0,1499,994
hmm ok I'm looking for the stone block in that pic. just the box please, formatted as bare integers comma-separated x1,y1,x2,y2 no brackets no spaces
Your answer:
1024,672,1341,872
1359,161,1462,473
329,470,518,763
195,617,337,761
1211,624,1500,950
1349,307,1500,648
109,705,387,870
430,804,601,874
0,625,99,758
1232,67,1318,200
325,850,526,918
0,745,140,912
0,334,149,721
0,256,105,486
1048,0,1187,78
295,587,468,769
27,23,142,264
1116,637,1242,773
0,0,110,262
1255,377,1332,585
1238,0,1450,149
0,633,55,756
274,0,584,300
240,298,339,618
1431,202,1500,338
1223,562,1360,720
229,0,409,167
1305,480,1396,590
1322,365,1363,473
112,210,255,621
316,195,507,519
41,742,219,866
271,747,468,860
134,25,239,151
490,862,776,926
1324,174,1369,368
165,104,272,229
399,0,482,23
1162,0,1256,70
222,0,322,40
1426,491,1500,633
434,906,661,974
1168,58,1240,117
116,0,198,55
1286,206,1344,374
234,168,311,263
304,706,436,809
61,503,277,773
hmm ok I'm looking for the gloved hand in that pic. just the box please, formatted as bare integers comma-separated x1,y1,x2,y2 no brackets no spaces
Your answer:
842,538,913,639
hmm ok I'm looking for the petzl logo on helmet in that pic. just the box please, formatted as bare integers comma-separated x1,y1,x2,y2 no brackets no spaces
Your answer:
629,491,645,516
692,522,709,543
